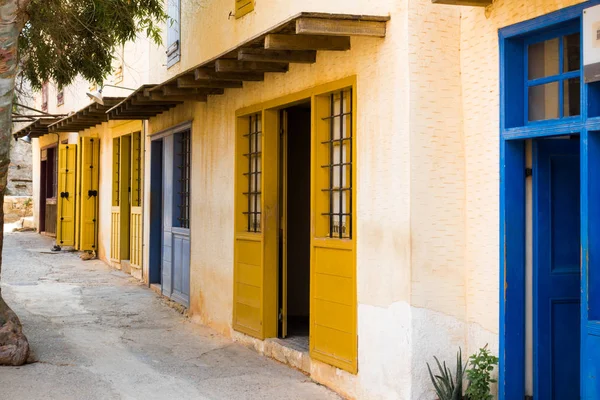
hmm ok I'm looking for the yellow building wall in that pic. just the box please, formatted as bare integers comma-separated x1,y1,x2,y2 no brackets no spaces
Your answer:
146,1,414,397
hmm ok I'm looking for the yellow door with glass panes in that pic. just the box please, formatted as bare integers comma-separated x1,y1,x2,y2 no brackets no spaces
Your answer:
233,111,278,340
310,86,357,373
56,143,77,246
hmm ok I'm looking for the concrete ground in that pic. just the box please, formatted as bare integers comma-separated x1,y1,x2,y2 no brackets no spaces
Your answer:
0,231,340,400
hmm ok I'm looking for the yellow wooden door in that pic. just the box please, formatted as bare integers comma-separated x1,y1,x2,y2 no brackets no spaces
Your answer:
233,111,278,339
111,138,121,261
130,131,142,270
79,137,100,251
310,88,357,373
56,143,77,246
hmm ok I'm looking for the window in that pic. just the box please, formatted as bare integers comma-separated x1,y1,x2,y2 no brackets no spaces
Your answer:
57,88,64,106
112,138,120,207
322,89,352,239
167,0,180,67
41,82,49,112
235,0,254,18
174,129,191,229
526,32,581,122
243,114,262,233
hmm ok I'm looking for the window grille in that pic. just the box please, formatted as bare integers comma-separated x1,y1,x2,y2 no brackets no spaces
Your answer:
175,129,191,229
132,132,142,207
113,138,120,207
243,114,262,232
322,89,352,239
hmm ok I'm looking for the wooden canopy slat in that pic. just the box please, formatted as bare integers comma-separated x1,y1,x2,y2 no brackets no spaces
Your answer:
48,97,124,133
431,0,491,5
107,12,389,119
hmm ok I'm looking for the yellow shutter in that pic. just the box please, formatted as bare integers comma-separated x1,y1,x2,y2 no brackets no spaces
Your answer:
310,88,357,373
233,111,278,339
130,131,143,270
56,143,77,246
235,0,254,18
119,135,131,260
79,138,100,251
111,138,121,261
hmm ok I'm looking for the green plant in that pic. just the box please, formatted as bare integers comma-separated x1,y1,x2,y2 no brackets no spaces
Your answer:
427,348,466,400
465,345,499,400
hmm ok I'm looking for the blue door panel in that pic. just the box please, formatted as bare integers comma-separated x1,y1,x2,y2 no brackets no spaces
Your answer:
159,134,190,307
171,229,190,307
182,237,190,299
585,333,600,399
534,139,581,400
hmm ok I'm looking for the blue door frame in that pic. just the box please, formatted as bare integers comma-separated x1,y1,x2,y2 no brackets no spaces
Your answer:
499,2,600,399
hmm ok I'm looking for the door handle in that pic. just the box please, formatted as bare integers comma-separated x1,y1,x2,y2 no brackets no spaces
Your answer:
88,190,98,199
60,192,69,199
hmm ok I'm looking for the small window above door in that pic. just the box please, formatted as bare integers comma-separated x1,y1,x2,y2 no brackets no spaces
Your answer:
526,32,581,122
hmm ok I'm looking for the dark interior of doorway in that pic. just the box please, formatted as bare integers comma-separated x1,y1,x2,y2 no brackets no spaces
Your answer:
279,102,311,351
149,139,163,285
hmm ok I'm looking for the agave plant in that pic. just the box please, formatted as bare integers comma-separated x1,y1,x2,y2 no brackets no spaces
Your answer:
427,348,467,400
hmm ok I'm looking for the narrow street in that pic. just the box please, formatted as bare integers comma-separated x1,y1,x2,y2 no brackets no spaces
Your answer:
0,231,339,400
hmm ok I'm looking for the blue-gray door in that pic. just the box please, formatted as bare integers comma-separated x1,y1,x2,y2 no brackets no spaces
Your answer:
161,131,190,307
534,138,580,399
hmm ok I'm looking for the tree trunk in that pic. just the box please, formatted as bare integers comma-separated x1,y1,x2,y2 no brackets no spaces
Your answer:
0,0,29,366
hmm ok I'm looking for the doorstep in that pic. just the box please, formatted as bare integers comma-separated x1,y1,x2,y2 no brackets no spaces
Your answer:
263,337,311,374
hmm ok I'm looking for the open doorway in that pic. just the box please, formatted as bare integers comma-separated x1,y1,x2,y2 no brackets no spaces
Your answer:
278,102,311,351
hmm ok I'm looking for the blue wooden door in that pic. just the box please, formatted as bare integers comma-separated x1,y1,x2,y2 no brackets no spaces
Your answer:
534,139,581,400
161,133,190,307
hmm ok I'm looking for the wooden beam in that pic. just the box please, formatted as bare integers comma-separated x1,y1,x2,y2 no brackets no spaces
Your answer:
178,76,243,89
150,92,208,102
295,17,386,37
238,48,317,64
215,59,289,73
162,85,224,96
265,34,351,51
431,0,491,5
194,68,265,82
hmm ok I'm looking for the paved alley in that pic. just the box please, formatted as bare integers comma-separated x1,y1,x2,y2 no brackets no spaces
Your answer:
0,231,340,400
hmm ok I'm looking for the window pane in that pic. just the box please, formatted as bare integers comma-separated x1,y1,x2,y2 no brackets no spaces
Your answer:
528,38,560,80
528,81,559,121
563,33,581,73
564,77,581,117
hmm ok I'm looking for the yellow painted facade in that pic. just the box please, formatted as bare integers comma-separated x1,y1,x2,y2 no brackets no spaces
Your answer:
26,0,600,398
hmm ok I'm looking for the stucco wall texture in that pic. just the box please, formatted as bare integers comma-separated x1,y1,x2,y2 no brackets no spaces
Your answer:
26,0,597,398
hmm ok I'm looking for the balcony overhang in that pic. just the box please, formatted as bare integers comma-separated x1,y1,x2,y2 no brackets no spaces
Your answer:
107,12,390,119
48,97,124,133
12,117,63,140
431,0,491,6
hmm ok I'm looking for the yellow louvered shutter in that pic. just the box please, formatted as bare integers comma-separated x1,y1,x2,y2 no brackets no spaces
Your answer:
79,138,100,251
56,143,77,246
235,0,254,18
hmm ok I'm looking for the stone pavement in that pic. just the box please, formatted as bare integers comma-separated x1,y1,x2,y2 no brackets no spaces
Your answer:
0,231,340,400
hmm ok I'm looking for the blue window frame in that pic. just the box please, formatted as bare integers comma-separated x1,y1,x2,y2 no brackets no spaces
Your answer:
524,27,581,123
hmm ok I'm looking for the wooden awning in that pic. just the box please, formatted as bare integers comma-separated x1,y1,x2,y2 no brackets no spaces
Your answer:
106,84,184,120
12,117,63,140
107,12,390,119
431,0,491,5
48,97,124,133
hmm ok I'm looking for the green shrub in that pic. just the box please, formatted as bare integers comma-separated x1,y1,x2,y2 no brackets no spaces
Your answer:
465,345,498,400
